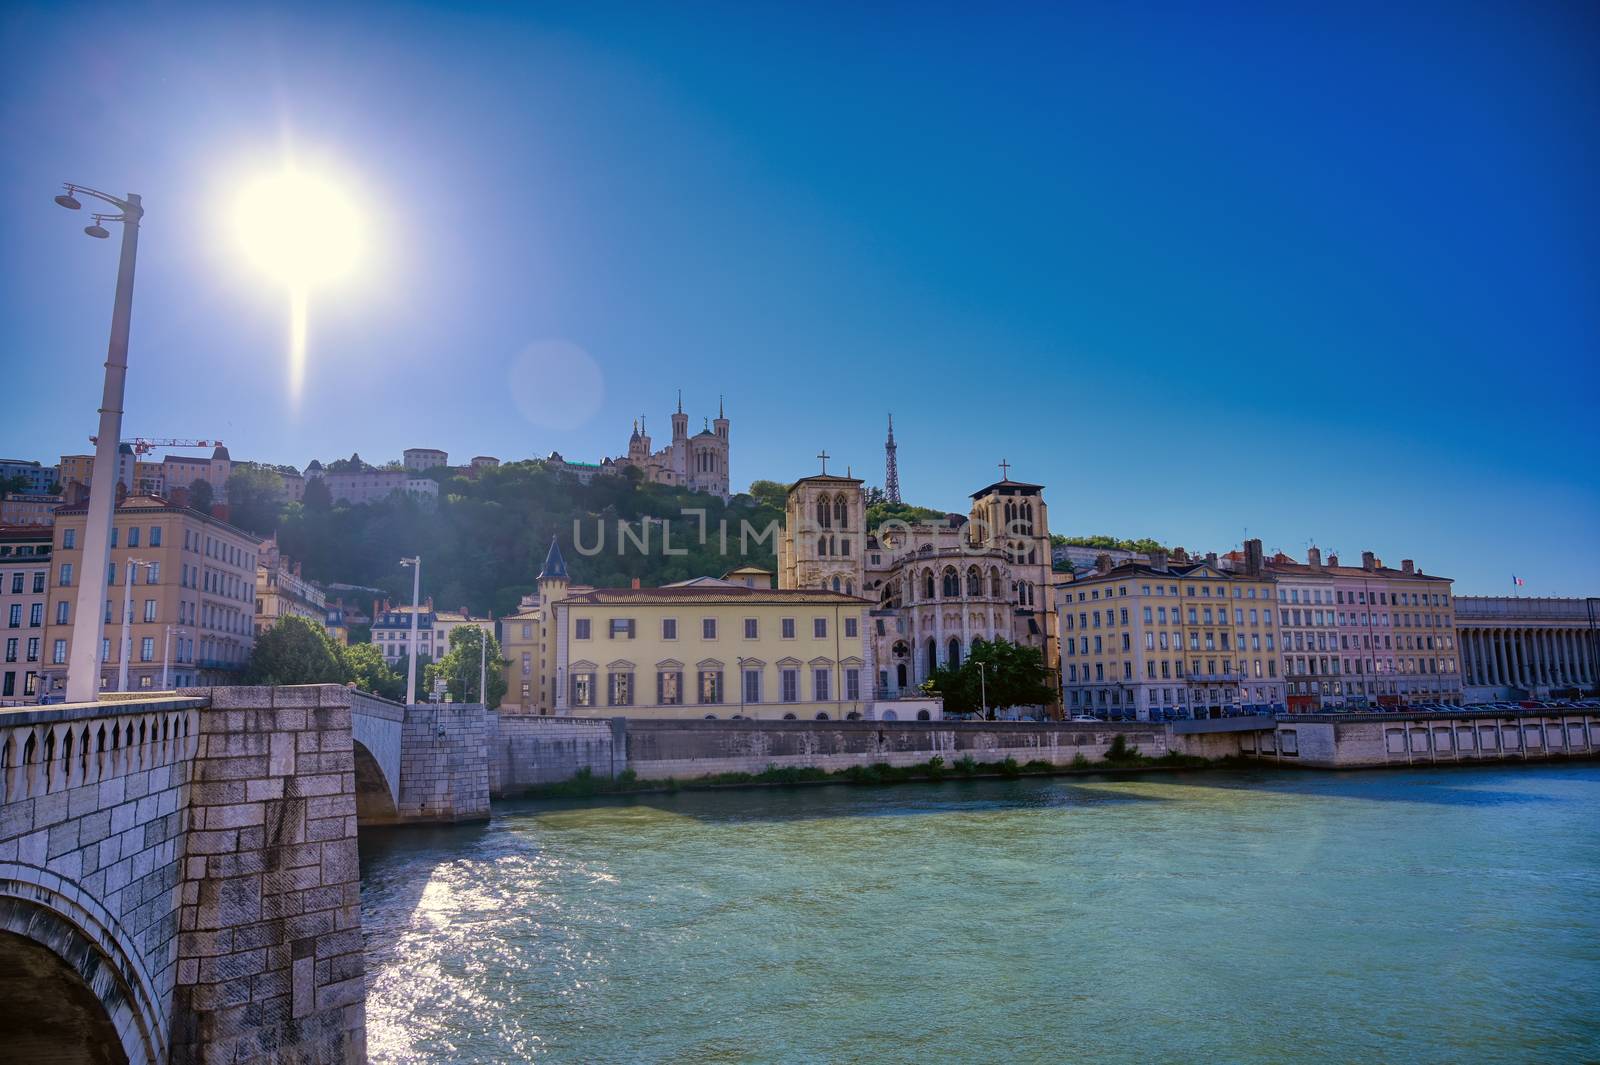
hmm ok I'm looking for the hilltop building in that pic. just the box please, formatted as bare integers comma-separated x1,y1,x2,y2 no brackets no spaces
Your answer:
607,394,731,499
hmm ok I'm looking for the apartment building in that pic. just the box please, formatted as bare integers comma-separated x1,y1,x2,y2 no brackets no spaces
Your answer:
255,536,327,636
1059,550,1285,719
0,526,52,703
41,495,261,695
1327,551,1459,707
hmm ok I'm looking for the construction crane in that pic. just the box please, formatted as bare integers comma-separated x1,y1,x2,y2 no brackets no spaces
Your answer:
88,436,223,456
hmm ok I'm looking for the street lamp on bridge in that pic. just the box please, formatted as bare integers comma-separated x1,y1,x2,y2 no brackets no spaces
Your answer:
53,182,144,704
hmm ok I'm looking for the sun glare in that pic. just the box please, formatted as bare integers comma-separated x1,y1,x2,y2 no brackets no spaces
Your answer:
234,167,363,287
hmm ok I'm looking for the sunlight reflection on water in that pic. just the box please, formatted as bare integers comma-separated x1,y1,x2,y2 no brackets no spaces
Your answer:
362,766,1600,1064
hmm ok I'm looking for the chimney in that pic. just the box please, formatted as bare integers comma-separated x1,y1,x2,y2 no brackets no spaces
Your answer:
1327,553,1339,567
1172,547,1189,563
1094,553,1112,575
631,577,641,589
1245,538,1264,576
1205,551,1218,568
1151,549,1169,572
1307,546,1322,568
1361,551,1376,571
1401,559,1414,574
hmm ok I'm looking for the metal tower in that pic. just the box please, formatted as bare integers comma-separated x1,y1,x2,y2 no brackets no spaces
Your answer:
884,413,901,503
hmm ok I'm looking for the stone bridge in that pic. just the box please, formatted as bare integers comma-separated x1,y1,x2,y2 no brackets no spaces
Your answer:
0,685,489,1065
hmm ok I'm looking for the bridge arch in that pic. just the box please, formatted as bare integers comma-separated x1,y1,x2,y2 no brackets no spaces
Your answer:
353,739,398,822
0,874,166,1065
350,692,405,824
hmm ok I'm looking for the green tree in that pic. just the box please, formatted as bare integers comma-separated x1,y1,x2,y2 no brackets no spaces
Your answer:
302,476,332,511
746,479,788,512
226,465,286,534
340,641,403,700
243,615,350,685
424,626,507,707
188,478,214,513
866,499,950,530
922,638,1057,719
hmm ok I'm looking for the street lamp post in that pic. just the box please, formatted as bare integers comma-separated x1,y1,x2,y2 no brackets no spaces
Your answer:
162,625,187,689
55,183,144,704
117,558,151,692
399,556,421,705
977,661,989,721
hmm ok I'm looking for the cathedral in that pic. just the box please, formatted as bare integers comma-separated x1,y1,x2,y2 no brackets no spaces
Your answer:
778,457,1058,698
605,393,731,499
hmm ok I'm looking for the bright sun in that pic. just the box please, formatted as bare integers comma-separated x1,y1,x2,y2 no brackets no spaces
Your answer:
234,167,363,287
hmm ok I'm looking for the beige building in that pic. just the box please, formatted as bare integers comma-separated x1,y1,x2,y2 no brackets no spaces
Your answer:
0,526,52,703
255,536,327,636
1059,550,1286,719
0,494,61,527
607,395,731,499
780,463,1059,702
1455,596,1594,702
41,495,261,695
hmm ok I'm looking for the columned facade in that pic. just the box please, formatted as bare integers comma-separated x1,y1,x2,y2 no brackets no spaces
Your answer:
1456,597,1599,701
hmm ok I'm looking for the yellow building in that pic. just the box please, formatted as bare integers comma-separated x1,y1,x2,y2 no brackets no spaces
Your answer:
1058,550,1286,720
501,538,874,719
42,495,262,695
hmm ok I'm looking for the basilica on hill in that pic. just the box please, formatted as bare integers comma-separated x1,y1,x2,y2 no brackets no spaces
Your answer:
778,455,1059,698
602,392,731,500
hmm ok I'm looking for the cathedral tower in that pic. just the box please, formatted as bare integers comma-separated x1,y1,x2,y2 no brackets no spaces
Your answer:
778,455,866,595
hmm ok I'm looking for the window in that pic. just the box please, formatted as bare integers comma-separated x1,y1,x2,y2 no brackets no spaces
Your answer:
743,668,761,704
845,668,860,701
703,618,718,640
150,526,161,546
144,599,157,623
570,672,595,707
52,639,67,664
698,669,723,704
55,601,68,625
140,637,155,662
781,668,798,702
781,618,796,639
26,638,38,662
3,638,13,662
29,604,42,628
109,528,118,548
147,562,159,584
63,529,76,550
31,572,44,594
58,563,73,587
813,668,831,701
662,618,677,640
658,670,683,704
608,618,635,639
844,617,858,638
744,618,758,639
128,527,140,547
8,574,18,594
7,605,18,627
607,672,634,706
813,617,827,638
575,618,592,639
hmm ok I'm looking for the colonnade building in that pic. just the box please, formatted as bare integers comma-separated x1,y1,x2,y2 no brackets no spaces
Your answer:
1455,596,1598,701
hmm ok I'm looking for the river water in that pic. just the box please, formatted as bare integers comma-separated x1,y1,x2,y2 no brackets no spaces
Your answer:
360,766,1600,1063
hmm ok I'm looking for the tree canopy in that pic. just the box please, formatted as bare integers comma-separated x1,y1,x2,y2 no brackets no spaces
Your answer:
243,615,348,686
188,478,214,513
424,626,507,707
226,465,285,534
1050,534,1168,555
921,638,1057,719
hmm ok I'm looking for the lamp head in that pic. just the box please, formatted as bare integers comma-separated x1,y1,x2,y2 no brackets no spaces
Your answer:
55,193,82,210
84,224,110,239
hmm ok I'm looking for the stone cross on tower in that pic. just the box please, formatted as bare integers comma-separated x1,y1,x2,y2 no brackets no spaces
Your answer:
817,450,830,475
999,458,1011,480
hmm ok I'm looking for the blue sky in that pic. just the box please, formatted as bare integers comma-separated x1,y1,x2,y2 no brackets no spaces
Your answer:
2,1,1595,596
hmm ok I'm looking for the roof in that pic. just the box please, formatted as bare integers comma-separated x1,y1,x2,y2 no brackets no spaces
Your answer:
970,478,1044,499
1264,559,1452,582
788,473,864,490
51,494,258,540
560,586,870,606
539,536,569,581
723,565,774,577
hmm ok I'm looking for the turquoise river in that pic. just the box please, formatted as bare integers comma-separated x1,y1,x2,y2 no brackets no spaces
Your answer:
359,765,1600,1063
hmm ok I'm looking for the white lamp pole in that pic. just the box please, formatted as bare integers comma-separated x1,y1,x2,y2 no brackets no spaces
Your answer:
978,661,989,720
400,556,421,705
117,557,148,692
56,183,144,704
478,626,487,706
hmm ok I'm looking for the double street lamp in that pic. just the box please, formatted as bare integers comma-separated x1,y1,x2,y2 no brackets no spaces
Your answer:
399,556,422,706
53,182,144,704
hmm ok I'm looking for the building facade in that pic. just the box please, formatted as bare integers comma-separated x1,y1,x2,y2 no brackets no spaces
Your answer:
1324,551,1459,707
1455,596,1598,701
1058,551,1286,719
159,446,233,501
41,495,261,695
1260,546,1346,712
0,458,59,495
303,461,438,505
404,448,448,472
254,537,328,636
0,526,52,703
0,494,61,526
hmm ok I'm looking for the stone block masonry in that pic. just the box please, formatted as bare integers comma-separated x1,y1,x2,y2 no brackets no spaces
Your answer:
169,684,365,1064
395,702,491,822
491,713,620,794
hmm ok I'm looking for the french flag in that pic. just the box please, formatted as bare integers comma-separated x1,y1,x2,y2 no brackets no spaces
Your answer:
1512,575,1525,587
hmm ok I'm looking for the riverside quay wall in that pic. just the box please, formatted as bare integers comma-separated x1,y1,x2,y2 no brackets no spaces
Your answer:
1243,708,1600,768
488,715,1224,791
